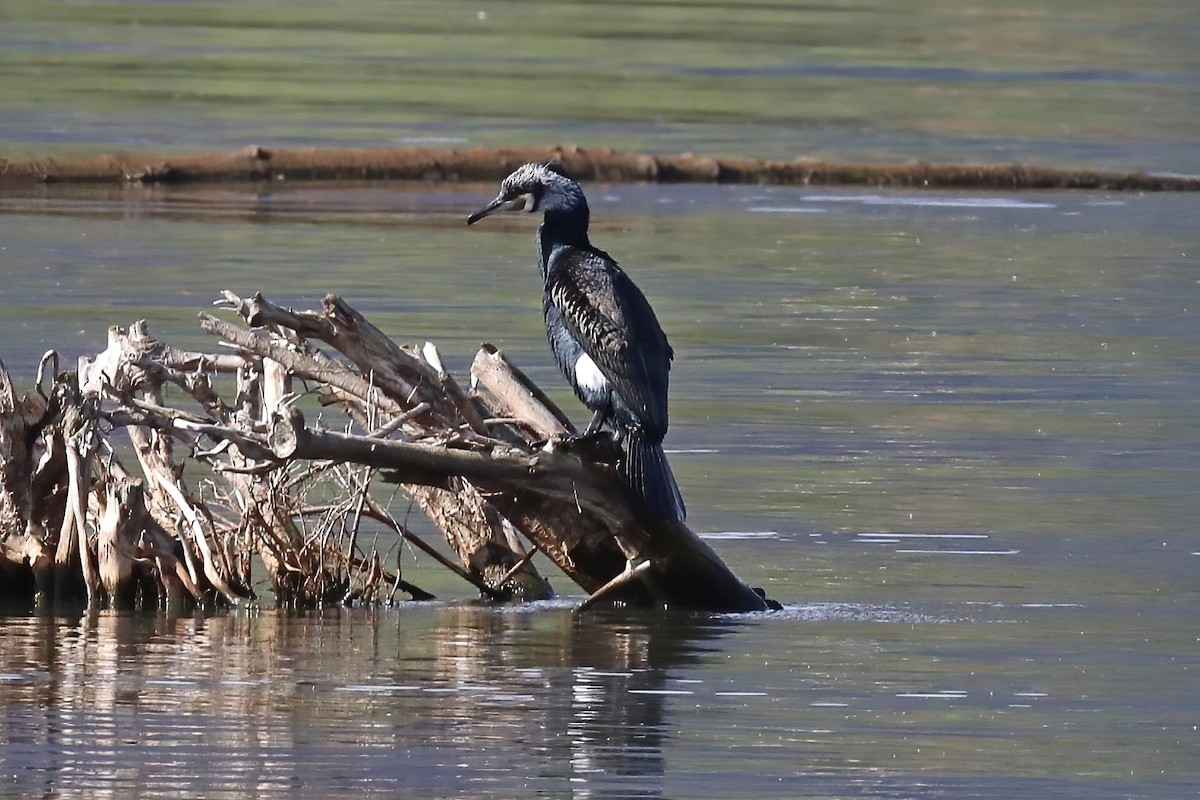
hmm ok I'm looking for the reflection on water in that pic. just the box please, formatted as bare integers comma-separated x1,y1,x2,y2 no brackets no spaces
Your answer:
0,606,737,799
2,599,1196,799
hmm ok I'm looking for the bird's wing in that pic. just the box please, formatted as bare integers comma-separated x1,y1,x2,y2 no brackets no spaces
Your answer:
546,249,672,429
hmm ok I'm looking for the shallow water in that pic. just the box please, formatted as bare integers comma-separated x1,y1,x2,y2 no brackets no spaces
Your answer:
2,1,1200,798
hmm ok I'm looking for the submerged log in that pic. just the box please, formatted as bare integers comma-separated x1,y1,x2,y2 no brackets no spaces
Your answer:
0,291,773,612
0,144,1195,192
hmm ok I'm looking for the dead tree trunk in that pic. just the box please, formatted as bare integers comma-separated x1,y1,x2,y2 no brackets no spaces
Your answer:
0,291,773,612
269,406,770,611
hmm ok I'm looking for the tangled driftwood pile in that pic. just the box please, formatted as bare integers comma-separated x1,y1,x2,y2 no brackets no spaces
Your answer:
0,292,772,612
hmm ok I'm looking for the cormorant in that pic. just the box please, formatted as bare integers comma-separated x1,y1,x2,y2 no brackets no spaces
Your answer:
468,162,686,522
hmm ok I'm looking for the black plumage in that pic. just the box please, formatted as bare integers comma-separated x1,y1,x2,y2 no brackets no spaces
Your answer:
468,162,686,521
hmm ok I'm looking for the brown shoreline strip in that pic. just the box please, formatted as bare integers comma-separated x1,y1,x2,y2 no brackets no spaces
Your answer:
1,144,1196,191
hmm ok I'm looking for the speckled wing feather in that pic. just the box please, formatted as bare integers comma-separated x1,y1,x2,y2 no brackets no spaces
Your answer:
545,247,673,432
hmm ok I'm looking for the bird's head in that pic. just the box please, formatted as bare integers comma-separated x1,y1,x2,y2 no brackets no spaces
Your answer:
467,161,588,225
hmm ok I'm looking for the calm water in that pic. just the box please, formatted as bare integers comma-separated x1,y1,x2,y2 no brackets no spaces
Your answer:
2,1,1199,798
2,0,1199,173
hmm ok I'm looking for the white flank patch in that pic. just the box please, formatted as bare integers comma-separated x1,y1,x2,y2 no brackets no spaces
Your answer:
574,353,608,393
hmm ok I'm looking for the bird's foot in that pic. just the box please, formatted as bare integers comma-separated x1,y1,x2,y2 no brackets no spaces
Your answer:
554,428,622,465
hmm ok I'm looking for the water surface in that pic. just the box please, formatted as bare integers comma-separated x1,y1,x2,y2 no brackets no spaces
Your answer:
2,180,1197,798
0,597,1195,799
1,0,1198,172
1,1,1199,797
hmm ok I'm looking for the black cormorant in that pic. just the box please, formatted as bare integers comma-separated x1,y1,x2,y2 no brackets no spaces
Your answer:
468,162,686,522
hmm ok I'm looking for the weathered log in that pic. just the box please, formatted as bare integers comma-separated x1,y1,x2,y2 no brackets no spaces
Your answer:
1,291,773,611
0,145,1196,192
470,343,574,442
212,291,466,433
80,322,248,605
208,290,550,601
268,406,771,612
99,453,203,607
0,357,57,601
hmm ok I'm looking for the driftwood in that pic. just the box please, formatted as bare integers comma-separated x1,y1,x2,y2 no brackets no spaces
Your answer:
1,144,1196,192
0,292,772,612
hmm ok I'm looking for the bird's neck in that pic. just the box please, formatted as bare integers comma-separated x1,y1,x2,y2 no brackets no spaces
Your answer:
537,207,590,280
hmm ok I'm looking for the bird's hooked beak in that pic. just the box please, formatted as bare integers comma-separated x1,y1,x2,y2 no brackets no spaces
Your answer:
467,192,534,225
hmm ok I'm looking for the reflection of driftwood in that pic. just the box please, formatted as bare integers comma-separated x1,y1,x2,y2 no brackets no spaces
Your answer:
0,292,772,612
1,145,1196,191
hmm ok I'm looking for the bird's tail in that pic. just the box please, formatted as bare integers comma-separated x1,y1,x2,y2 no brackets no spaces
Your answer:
623,428,687,522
